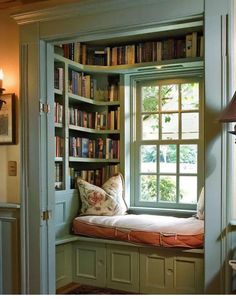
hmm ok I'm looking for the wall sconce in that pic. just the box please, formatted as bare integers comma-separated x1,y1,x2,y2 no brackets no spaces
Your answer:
218,91,236,136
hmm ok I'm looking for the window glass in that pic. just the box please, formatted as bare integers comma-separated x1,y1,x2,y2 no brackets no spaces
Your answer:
179,144,197,174
140,175,157,202
159,144,177,173
142,114,159,140
141,145,157,173
159,175,176,202
179,176,197,204
133,77,203,210
141,86,159,112
181,83,199,110
181,112,199,139
161,113,178,140
161,84,178,111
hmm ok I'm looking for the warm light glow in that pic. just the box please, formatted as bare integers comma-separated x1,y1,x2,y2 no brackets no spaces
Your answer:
0,69,3,80
0,69,3,89
156,66,162,69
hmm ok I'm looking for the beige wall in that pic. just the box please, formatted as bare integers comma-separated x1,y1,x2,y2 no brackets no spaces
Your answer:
0,0,82,203
0,11,20,203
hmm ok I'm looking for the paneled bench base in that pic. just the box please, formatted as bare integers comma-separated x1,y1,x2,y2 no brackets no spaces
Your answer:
56,236,204,294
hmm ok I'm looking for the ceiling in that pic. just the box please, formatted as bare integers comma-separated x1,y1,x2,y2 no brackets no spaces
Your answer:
0,0,83,10
0,0,49,9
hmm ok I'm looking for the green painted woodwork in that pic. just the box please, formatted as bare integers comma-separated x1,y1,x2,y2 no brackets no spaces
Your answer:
14,0,236,294
73,242,106,287
140,247,203,294
55,238,204,294
107,245,139,292
55,190,79,239
56,243,73,289
0,206,20,294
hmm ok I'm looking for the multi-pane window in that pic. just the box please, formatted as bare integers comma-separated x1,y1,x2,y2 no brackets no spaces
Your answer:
132,77,203,210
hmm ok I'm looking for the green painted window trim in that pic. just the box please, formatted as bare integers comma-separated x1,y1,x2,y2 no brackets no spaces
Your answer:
129,72,204,211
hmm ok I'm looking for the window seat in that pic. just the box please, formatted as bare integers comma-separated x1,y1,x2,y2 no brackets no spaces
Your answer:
72,214,204,249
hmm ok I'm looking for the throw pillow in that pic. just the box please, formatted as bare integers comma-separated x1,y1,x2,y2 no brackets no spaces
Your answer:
102,173,127,215
197,187,204,220
77,173,127,216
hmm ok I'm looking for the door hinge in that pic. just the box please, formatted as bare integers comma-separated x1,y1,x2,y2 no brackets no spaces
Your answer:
41,210,52,221
39,102,50,114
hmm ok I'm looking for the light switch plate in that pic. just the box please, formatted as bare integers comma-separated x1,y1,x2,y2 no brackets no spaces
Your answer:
8,161,17,176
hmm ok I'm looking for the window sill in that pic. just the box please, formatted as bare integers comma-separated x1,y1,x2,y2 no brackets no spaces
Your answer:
128,206,196,218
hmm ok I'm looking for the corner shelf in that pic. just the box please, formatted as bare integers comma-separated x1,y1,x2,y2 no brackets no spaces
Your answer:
69,157,119,163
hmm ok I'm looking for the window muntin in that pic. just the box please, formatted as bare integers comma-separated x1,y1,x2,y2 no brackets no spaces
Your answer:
132,77,203,210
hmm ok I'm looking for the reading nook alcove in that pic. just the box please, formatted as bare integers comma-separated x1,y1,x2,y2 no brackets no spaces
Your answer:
13,0,236,294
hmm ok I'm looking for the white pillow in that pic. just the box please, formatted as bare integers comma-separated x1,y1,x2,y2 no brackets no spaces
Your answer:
197,187,204,220
77,173,127,216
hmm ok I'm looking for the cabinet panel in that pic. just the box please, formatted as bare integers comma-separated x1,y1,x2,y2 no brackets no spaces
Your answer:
173,255,204,294
56,243,73,289
0,207,20,294
73,242,106,287
140,248,173,294
140,247,204,294
107,245,139,293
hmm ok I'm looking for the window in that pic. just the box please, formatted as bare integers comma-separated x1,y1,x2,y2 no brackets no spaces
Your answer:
131,76,204,211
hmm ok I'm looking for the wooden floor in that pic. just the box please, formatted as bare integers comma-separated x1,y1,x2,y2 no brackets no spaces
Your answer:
57,283,134,295
56,282,80,294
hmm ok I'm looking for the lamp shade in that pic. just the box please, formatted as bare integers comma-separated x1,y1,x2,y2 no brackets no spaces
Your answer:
219,91,236,122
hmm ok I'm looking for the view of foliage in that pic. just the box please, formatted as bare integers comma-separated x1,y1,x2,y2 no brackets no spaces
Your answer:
140,83,199,203
142,144,196,165
141,175,176,202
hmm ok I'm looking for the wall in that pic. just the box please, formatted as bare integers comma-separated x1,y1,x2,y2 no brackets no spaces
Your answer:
0,0,86,203
0,11,20,203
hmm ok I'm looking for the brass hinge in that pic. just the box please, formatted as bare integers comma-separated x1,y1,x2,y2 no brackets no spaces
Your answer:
41,210,52,221
39,102,50,114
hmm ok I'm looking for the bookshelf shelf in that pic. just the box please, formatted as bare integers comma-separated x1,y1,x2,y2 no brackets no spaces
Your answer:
69,125,120,134
55,157,63,162
68,93,120,106
55,122,63,128
55,53,203,74
54,88,63,95
69,157,119,163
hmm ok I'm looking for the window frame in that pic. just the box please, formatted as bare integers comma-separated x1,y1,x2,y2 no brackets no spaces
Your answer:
129,71,204,212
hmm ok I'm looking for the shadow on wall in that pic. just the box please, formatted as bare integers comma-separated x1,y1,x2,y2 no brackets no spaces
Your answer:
205,105,222,178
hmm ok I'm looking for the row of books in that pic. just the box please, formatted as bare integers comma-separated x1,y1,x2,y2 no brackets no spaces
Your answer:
68,70,93,98
69,107,120,130
68,70,119,101
69,136,120,159
70,164,120,188
55,162,63,190
54,101,63,124
55,136,64,157
60,32,203,66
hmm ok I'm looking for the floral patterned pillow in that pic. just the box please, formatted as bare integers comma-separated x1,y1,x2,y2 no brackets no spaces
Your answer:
77,173,127,216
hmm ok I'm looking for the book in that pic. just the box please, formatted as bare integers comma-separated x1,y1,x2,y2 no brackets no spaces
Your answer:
74,42,81,63
81,44,87,65
186,33,193,58
105,47,111,66
111,47,118,66
191,32,198,57
81,138,89,158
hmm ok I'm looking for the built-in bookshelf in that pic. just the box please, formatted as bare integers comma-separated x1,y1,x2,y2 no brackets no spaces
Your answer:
54,48,123,191
53,25,204,191
60,31,203,66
